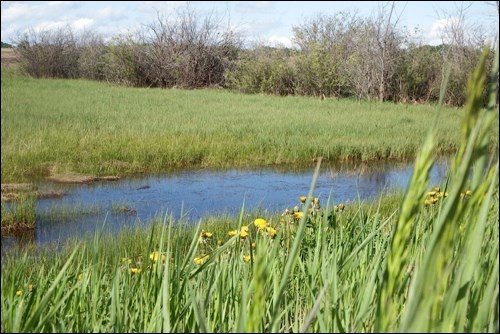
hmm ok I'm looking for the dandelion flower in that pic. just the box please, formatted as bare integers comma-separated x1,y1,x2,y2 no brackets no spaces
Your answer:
299,196,307,203
194,255,209,265
241,225,249,233
465,190,472,196
201,231,213,239
130,268,141,274
254,218,267,231
16,290,22,297
28,284,33,292
150,251,167,262
293,211,304,219
338,203,345,211
267,227,277,239
427,191,437,197
240,230,249,239
243,255,251,263
228,230,237,237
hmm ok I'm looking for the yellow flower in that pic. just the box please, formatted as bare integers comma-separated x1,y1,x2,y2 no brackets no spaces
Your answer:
267,227,277,239
299,196,307,203
465,190,472,196
130,268,141,274
194,255,209,265
424,199,432,206
254,218,268,231
228,230,237,237
121,257,132,264
433,186,441,192
28,284,33,292
16,290,22,297
293,211,304,219
217,240,223,246
243,255,251,263
426,191,437,197
338,203,345,211
252,242,256,248
240,230,249,239
200,230,213,239
241,225,249,233
150,251,166,262
77,273,84,281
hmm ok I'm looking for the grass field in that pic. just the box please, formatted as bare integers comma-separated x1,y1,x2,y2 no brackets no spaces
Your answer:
3,65,497,183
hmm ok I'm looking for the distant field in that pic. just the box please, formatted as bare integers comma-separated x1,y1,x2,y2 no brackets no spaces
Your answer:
1,48,19,66
1,67,498,182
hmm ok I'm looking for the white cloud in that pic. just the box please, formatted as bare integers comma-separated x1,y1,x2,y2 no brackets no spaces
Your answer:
72,18,94,31
428,17,459,45
47,1,76,6
267,35,293,48
1,2,32,22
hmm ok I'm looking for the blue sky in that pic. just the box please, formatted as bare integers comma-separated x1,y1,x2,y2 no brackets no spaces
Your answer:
1,1,498,47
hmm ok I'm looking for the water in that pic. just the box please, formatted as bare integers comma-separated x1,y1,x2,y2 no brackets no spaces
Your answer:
1,160,451,251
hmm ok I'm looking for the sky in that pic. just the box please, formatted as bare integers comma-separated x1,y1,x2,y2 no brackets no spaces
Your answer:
1,1,498,47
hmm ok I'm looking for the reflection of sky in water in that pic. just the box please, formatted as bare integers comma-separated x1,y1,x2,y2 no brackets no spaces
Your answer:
2,160,451,250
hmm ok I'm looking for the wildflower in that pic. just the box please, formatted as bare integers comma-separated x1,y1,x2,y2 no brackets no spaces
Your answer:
28,284,33,292
293,211,304,219
77,273,84,281
228,230,237,237
433,186,441,192
427,191,437,197
267,226,277,239
293,206,300,213
150,251,166,262
194,255,209,265
299,196,307,203
240,230,249,239
430,197,439,204
130,268,141,274
252,242,256,248
121,257,132,264
200,230,213,239
217,240,223,246
16,290,22,297
254,218,268,231
465,190,472,196
243,255,251,263
241,225,249,233
338,203,345,211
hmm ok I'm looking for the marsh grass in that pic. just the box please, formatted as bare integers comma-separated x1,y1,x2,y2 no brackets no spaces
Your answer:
3,66,497,182
1,192,36,234
1,49,498,332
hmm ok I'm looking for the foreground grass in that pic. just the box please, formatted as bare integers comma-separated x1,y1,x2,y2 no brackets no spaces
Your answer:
3,65,498,182
1,48,499,332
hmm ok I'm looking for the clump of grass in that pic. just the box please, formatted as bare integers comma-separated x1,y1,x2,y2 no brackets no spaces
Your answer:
1,192,36,234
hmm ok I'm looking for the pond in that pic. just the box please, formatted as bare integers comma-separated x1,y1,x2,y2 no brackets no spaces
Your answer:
1,159,451,252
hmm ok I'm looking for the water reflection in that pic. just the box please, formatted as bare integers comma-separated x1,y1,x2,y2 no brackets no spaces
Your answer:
2,160,451,251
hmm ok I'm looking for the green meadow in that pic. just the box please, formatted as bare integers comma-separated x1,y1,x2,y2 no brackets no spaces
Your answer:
4,66,497,183
1,47,499,333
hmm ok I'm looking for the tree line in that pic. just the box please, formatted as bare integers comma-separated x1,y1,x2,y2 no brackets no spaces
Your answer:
10,3,498,106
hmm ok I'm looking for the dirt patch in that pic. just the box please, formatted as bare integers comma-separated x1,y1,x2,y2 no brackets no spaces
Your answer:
1,183,37,192
1,183,65,202
46,173,120,184
1,223,35,235
1,48,19,66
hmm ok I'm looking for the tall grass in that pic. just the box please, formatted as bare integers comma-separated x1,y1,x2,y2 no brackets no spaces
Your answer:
3,66,497,183
1,49,498,332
